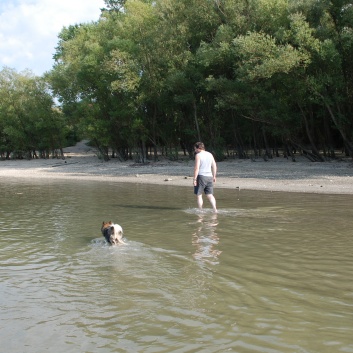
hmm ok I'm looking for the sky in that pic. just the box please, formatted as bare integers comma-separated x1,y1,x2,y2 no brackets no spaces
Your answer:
0,0,105,76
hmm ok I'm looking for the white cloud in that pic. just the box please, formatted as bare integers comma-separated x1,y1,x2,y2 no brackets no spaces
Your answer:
0,0,105,75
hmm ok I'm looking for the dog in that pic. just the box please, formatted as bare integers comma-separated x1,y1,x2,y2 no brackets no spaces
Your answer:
101,221,126,245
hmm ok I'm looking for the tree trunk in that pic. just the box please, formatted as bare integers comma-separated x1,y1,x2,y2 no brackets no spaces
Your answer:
262,125,272,160
299,105,325,161
231,111,246,159
314,90,353,157
193,99,201,142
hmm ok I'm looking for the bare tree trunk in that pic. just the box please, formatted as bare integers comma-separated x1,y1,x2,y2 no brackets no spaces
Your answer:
261,125,272,160
324,115,335,158
284,139,296,161
252,122,259,157
231,111,246,159
140,140,146,163
193,100,201,142
299,105,325,161
313,90,353,157
151,105,158,161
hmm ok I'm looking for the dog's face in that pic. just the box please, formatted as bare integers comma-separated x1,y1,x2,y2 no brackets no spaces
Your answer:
101,221,113,242
101,221,125,245
101,221,114,239
101,221,112,231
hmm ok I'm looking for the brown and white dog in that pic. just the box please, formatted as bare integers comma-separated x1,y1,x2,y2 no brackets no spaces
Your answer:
101,221,126,245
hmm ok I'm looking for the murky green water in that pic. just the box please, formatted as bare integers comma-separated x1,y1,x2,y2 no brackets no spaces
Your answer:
0,178,352,353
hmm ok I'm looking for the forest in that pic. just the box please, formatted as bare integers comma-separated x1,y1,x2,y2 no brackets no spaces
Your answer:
0,0,352,162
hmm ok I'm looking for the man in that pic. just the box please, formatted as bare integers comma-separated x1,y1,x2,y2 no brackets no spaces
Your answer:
193,142,217,212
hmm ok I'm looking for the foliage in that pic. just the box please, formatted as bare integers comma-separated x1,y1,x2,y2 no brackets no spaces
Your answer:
0,68,66,159
2,0,353,161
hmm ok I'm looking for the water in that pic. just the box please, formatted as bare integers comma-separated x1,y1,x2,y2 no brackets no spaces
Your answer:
0,178,352,353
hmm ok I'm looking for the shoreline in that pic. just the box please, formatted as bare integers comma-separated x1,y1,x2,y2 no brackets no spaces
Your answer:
1,146,353,195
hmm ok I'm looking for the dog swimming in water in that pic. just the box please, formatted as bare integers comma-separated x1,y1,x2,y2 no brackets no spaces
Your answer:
101,221,126,245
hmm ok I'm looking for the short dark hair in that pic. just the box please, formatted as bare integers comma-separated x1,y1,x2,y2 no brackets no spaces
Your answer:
194,142,205,150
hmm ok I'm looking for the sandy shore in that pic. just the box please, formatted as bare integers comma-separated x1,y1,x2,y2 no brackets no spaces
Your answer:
1,141,353,194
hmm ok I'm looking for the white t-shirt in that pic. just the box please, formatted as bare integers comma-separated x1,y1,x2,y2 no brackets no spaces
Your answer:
198,151,214,177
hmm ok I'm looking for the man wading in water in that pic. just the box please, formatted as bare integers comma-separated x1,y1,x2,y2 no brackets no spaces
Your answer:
193,142,217,213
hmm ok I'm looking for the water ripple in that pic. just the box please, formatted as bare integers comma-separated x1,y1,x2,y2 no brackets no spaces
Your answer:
1,182,353,352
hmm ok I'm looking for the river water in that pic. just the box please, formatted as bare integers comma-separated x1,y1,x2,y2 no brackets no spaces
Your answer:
0,178,352,353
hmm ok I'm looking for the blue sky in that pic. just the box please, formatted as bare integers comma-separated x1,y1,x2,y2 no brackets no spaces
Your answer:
0,0,105,76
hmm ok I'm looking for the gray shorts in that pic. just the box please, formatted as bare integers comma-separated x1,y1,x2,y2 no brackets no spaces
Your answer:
194,175,214,195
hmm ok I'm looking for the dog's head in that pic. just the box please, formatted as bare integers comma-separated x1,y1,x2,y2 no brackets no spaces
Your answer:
101,221,114,242
101,221,114,239
101,221,112,231
101,221,125,245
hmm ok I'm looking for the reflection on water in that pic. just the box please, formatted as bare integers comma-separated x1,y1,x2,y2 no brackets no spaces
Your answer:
0,178,353,353
192,212,221,264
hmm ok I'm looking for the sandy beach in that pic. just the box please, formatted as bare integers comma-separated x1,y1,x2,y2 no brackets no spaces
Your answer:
1,141,353,194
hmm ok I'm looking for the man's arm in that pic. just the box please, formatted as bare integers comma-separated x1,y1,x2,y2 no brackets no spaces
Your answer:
193,154,200,184
212,158,217,183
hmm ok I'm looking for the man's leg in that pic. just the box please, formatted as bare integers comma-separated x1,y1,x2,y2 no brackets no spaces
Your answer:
206,194,217,212
197,194,203,209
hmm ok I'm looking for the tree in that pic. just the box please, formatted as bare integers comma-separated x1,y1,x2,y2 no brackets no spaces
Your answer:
48,18,136,160
0,68,64,159
45,0,353,162
102,0,127,12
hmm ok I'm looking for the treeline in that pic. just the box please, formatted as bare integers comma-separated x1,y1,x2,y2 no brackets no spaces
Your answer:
0,69,67,159
1,0,353,161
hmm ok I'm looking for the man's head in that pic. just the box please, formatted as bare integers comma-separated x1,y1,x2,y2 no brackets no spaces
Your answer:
194,142,205,152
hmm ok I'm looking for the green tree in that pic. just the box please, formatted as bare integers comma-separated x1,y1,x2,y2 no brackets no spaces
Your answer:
48,17,136,160
46,0,353,162
0,68,64,159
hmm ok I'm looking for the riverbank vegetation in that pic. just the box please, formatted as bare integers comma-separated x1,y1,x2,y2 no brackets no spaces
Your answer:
1,0,352,162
